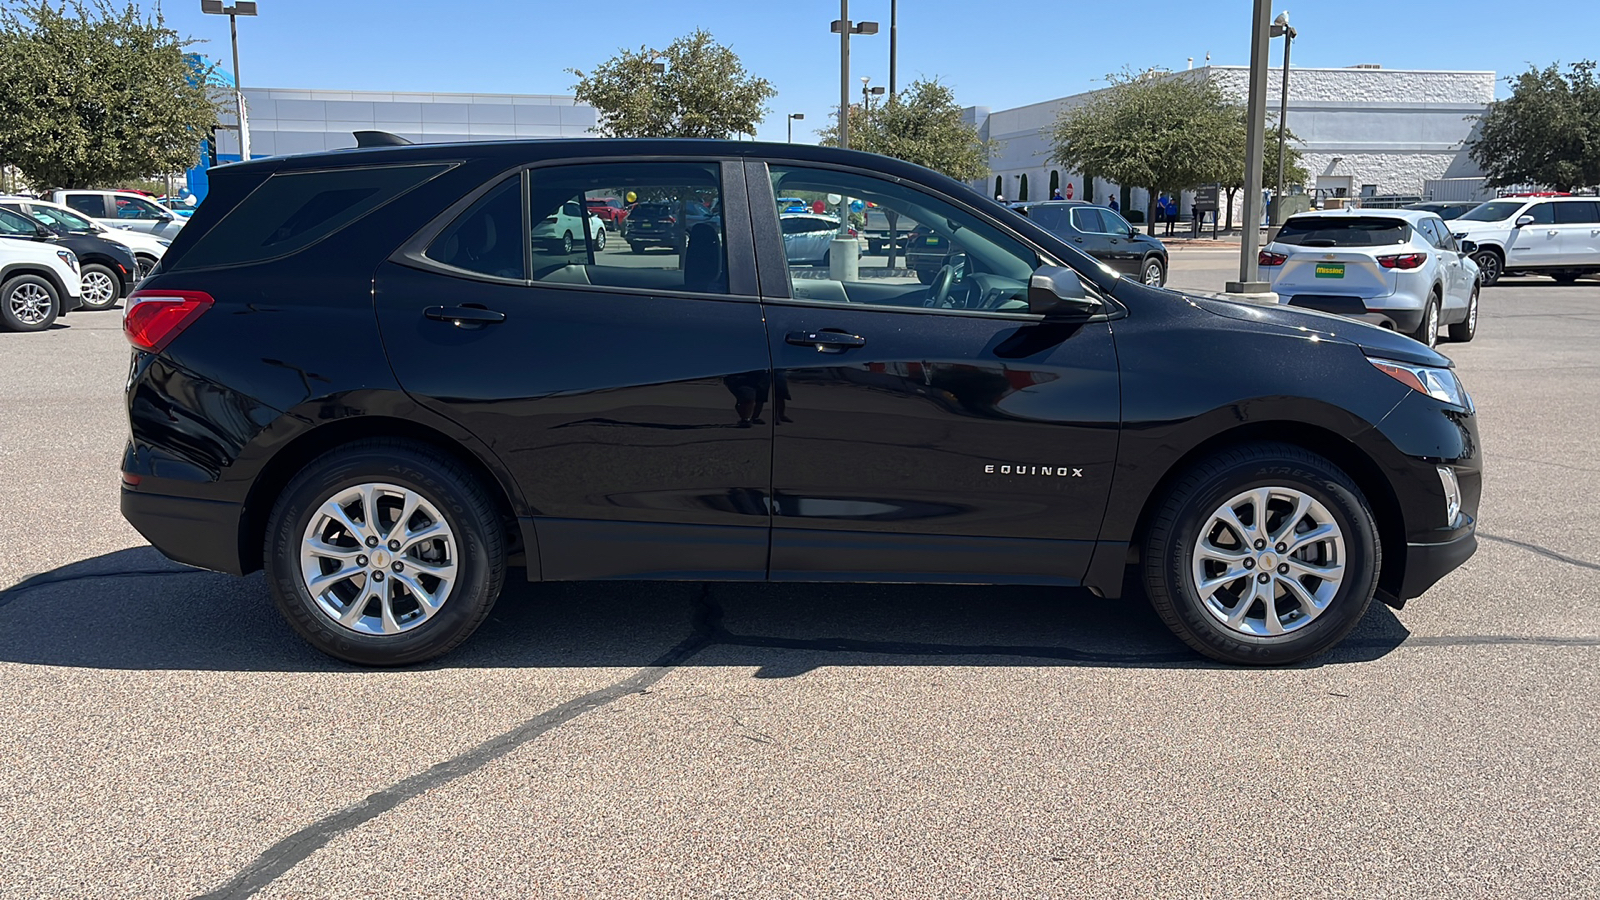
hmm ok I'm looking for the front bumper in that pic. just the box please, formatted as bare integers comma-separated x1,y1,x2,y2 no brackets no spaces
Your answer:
1386,523,1478,603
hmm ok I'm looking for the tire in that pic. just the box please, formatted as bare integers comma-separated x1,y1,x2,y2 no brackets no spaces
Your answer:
629,242,644,254
1472,248,1503,286
1141,256,1166,287
1551,271,1580,284
78,263,121,310
263,439,506,666
1141,442,1380,665
868,240,883,255
1447,284,1479,343
1,274,61,332
1410,294,1440,348
819,249,830,268
134,255,158,279
561,232,573,254
594,228,606,251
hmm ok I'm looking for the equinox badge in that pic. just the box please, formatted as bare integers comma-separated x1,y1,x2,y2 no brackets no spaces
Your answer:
985,464,1083,477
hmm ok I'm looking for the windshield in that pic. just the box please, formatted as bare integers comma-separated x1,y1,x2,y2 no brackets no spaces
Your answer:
29,205,97,232
1457,201,1525,222
1275,216,1410,247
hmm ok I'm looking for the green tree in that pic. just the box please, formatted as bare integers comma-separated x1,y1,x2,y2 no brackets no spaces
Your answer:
0,1,221,189
817,78,991,265
1049,69,1239,233
816,78,990,183
1221,123,1309,230
1468,61,1600,192
569,30,775,139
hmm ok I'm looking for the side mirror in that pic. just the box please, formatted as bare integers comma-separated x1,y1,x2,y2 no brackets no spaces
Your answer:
1515,215,1535,228
1459,239,1478,255
1028,266,1103,318
33,224,53,240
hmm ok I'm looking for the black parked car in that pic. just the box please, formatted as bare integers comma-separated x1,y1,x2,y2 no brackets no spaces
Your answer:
120,139,1480,667
0,205,138,310
1010,200,1170,286
1403,201,1482,221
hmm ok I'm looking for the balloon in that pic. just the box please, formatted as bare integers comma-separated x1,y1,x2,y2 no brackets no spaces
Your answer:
625,191,637,204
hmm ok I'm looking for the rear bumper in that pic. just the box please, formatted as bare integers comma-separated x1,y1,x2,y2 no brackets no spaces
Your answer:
121,487,244,576
1285,294,1426,332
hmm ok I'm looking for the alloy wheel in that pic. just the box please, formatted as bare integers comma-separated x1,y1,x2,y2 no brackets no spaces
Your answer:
1425,300,1439,347
299,482,458,636
1474,251,1501,285
1143,260,1163,285
8,282,53,326
1189,486,1346,638
81,270,117,308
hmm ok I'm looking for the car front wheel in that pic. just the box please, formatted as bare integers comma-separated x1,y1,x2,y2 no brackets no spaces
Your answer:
1472,249,1502,286
264,439,505,666
1141,443,1379,665
78,263,122,310
1141,257,1166,286
1,274,61,332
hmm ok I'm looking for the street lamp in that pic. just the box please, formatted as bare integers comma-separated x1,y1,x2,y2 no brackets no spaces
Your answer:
1270,11,1298,225
829,2,878,149
1226,0,1272,295
787,113,804,143
861,76,886,109
200,0,257,163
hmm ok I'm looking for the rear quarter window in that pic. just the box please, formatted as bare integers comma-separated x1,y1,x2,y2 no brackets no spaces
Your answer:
1275,217,1410,247
169,163,452,270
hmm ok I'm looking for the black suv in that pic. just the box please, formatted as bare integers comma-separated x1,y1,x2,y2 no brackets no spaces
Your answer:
121,139,1480,667
1010,200,1170,287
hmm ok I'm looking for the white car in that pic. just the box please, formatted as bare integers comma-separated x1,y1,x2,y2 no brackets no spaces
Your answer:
531,200,606,253
0,196,168,277
779,213,862,266
0,237,83,331
1450,195,1600,286
1260,208,1480,348
49,189,187,240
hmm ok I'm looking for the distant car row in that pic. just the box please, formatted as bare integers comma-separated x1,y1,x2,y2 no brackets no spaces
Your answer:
0,189,181,331
1399,196,1599,286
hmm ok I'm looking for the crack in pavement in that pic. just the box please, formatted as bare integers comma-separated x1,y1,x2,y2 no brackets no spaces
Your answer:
0,566,213,607
1480,532,1600,571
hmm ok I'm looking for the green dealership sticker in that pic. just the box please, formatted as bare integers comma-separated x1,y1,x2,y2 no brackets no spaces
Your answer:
1314,263,1345,278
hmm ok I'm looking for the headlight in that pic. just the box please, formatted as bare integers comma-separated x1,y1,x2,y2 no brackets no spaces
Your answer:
1369,358,1471,408
56,249,78,272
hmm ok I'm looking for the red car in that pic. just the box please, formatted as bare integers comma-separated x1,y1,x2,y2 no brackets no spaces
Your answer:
585,197,628,228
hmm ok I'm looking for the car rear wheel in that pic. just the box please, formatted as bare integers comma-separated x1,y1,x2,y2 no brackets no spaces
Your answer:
1141,257,1166,286
594,228,606,251
1141,442,1379,665
1411,295,1440,348
134,255,158,279
264,439,505,666
1,275,60,332
1447,285,1479,343
561,232,573,254
78,263,121,310
629,242,644,254
1472,249,1502,286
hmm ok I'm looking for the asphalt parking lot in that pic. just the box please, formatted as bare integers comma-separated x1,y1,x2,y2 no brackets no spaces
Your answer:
2,254,1598,899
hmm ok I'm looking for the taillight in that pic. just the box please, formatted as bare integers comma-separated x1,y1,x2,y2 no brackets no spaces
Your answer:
665,216,676,224
123,289,213,352
847,227,859,237
1259,250,1287,266
1378,253,1427,270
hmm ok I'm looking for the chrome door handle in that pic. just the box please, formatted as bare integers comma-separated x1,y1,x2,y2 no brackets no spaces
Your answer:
786,330,865,352
425,305,506,325
1548,230,1560,236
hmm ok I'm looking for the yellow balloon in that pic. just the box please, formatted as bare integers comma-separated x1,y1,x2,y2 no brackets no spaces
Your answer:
625,191,637,204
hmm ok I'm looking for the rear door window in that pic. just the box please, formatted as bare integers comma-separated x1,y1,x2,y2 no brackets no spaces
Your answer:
173,163,452,270
425,177,525,280
1026,206,1071,234
1071,207,1106,234
1554,201,1600,225
1275,217,1410,247
64,194,108,218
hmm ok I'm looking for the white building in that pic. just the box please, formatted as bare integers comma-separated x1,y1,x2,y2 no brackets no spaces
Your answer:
968,65,1495,218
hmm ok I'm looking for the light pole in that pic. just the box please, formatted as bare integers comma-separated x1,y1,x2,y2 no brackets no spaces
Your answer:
1270,12,1297,225
830,2,878,149
787,113,804,143
889,0,898,99
860,77,885,112
201,0,257,162
1227,0,1273,295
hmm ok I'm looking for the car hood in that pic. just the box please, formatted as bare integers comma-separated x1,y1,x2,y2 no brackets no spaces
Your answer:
1188,295,1452,367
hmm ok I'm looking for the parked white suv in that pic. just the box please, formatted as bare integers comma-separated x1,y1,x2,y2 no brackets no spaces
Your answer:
1450,195,1600,285
0,238,83,331
49,189,187,240
0,196,169,278
1260,208,1480,348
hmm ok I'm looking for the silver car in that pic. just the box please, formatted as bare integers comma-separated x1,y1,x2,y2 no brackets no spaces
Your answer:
780,213,861,267
1261,208,1480,348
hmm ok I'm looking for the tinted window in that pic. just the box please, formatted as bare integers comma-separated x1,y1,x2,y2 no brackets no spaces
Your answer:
1414,217,1443,247
18,204,93,232
1101,209,1134,234
769,164,1041,312
426,177,525,280
1275,216,1410,247
1522,203,1556,225
528,162,728,295
176,163,451,270
1071,207,1106,233
1427,217,1456,251
1025,206,1071,234
115,196,167,220
1553,201,1600,225
0,207,39,235
64,194,108,218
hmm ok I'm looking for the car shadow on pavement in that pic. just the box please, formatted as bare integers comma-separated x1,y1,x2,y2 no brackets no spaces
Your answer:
0,545,1412,674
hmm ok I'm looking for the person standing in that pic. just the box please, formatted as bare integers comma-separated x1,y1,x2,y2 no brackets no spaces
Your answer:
1107,194,1119,213
1051,188,1063,200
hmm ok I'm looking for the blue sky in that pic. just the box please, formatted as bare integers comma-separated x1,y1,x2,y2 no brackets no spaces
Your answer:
160,0,1599,143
